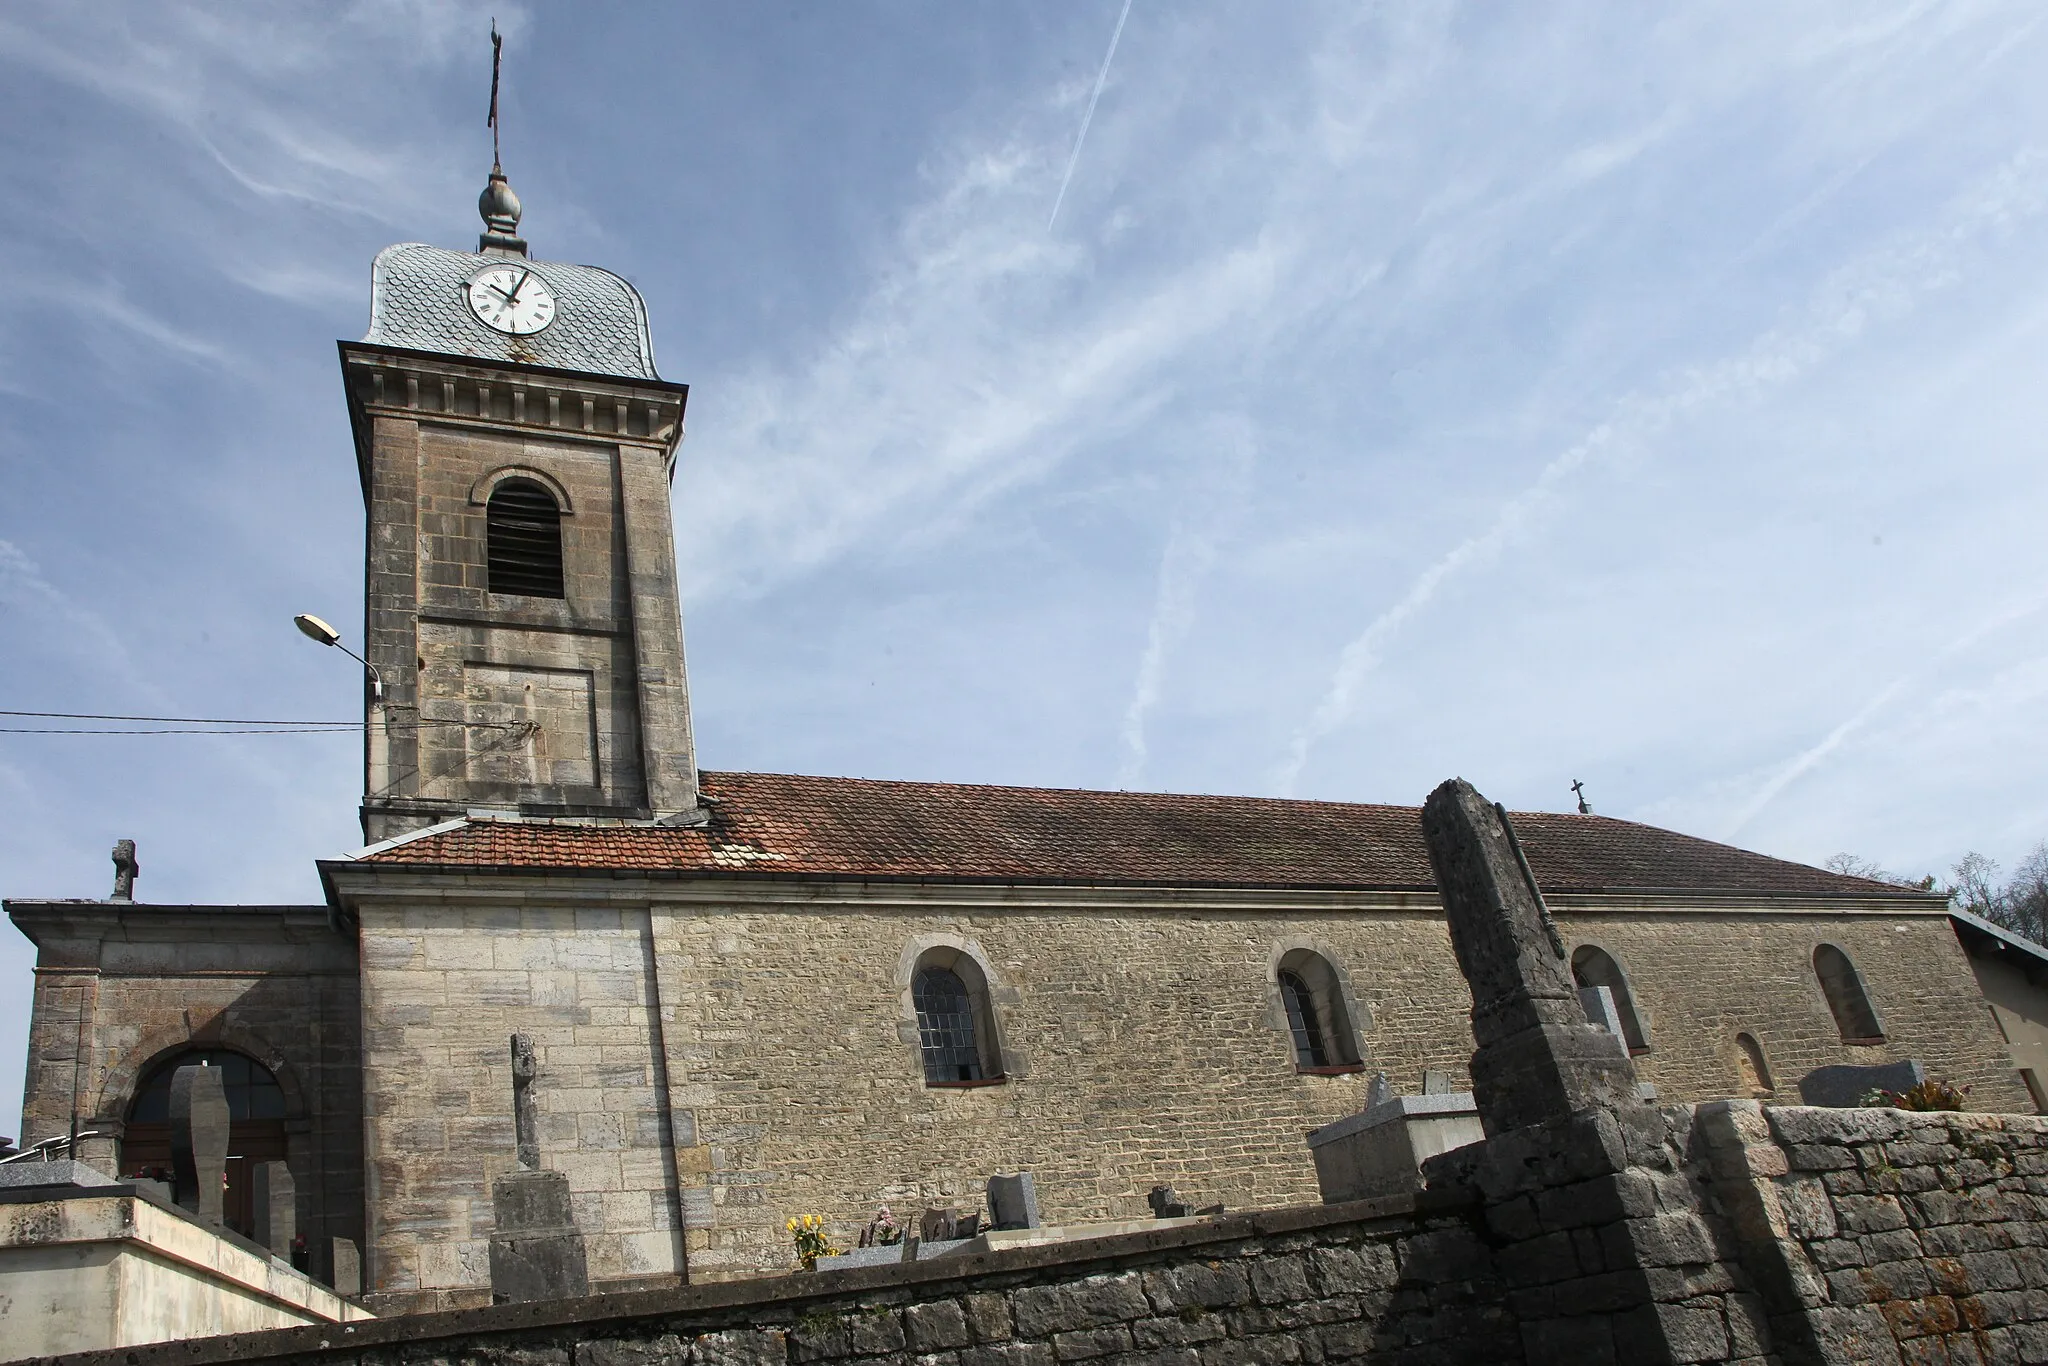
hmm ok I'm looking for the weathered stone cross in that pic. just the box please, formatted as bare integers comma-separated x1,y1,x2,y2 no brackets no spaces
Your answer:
110,839,138,902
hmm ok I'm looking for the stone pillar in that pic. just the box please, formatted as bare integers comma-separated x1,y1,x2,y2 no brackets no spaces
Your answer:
1420,778,1642,1136
489,1168,590,1303
168,1063,230,1223
617,440,700,819
1419,779,1769,1366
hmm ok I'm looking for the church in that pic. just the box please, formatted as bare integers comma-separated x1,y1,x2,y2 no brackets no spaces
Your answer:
7,165,2032,1315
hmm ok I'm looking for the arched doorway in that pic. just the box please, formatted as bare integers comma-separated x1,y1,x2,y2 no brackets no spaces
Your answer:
121,1050,288,1238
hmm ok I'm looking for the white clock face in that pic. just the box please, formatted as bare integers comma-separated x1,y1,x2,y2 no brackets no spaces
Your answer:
465,265,557,336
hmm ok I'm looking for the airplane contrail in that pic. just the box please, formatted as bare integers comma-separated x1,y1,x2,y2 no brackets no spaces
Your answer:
1049,0,1133,230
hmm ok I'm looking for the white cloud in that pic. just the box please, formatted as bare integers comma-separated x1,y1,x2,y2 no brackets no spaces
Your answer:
1117,417,1254,787
1274,145,2048,795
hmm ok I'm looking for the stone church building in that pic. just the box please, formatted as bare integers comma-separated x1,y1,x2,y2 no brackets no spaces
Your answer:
7,172,2033,1315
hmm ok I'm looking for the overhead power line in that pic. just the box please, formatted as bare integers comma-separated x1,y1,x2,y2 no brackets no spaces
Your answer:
2,709,355,726
0,727,362,735
0,709,528,734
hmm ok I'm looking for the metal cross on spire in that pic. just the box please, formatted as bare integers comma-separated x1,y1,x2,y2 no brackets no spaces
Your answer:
488,19,504,171
477,21,526,254
1571,779,1592,815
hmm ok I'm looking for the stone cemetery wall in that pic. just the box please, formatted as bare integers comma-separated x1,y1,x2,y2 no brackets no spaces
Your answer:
32,1100,2048,1366
20,1193,1529,1366
1696,1099,2048,1363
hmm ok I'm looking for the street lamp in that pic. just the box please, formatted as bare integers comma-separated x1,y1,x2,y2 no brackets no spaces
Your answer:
293,613,384,701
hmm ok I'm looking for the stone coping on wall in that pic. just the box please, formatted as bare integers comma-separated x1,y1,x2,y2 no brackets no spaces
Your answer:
0,1184,373,1340
1307,1093,1480,1149
16,1190,1468,1366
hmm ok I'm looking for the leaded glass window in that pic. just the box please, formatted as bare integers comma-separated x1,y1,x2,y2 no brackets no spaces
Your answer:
914,967,984,1082
1280,969,1330,1069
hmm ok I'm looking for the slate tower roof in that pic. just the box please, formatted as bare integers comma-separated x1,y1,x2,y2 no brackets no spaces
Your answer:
362,241,659,380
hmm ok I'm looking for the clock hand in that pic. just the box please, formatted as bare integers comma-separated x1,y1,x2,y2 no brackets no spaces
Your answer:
505,270,533,305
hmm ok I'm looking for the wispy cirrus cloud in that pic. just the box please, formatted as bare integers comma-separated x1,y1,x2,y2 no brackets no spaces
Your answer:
1117,417,1254,787
1274,145,2048,795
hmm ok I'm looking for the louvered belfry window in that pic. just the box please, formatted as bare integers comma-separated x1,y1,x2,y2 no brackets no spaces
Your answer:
487,479,565,598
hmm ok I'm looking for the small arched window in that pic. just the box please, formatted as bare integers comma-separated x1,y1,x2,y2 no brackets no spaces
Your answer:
1735,1032,1775,1097
487,478,565,599
910,948,1005,1086
1814,944,1885,1043
1572,945,1650,1055
1276,950,1363,1072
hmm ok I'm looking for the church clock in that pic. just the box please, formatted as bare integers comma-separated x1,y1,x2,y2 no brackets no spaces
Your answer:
464,263,557,334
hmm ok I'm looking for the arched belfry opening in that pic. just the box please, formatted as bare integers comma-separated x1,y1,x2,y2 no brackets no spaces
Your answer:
120,1049,289,1238
486,477,566,599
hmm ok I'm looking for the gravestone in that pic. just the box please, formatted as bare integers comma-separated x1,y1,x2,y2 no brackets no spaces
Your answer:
252,1160,295,1255
331,1238,361,1297
1799,1058,1926,1107
918,1207,961,1243
1147,1185,1190,1218
488,1033,589,1303
168,1063,230,1222
1365,1071,1394,1108
1308,1076,1484,1203
987,1172,1040,1230
1577,984,1624,1038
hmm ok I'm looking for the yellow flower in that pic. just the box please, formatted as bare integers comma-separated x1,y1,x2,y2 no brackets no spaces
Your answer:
786,1219,798,1231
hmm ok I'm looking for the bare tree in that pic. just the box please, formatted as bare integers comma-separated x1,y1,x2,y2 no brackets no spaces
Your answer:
1823,853,1936,891
1826,844,2048,946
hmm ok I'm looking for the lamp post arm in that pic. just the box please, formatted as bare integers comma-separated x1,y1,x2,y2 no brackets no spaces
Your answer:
333,642,385,702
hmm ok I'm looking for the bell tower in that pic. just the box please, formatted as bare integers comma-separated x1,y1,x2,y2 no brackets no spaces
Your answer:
339,169,700,841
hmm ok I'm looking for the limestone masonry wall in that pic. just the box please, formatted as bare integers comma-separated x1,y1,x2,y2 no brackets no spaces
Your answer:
356,901,685,1310
11,904,363,1287
1562,911,2026,1110
646,885,2026,1281
647,894,1474,1283
337,871,2029,1302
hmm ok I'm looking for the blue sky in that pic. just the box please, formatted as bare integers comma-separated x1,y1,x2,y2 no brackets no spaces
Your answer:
6,3,2048,1139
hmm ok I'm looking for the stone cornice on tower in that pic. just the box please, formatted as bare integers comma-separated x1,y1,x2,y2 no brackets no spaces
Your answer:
338,343,688,497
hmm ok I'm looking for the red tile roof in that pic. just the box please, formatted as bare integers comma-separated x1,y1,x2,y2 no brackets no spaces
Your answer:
345,771,1917,899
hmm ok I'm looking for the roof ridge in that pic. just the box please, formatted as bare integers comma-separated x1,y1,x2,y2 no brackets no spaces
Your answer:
700,769,1427,814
